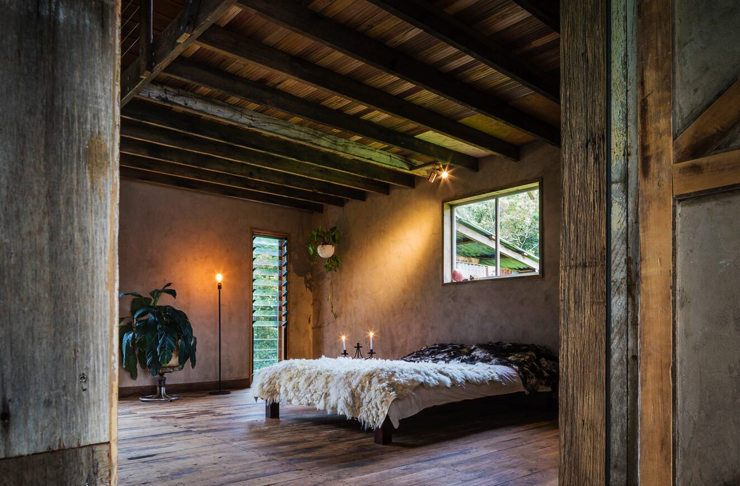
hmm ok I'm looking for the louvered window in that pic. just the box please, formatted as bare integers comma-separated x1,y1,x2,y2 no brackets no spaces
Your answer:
252,234,288,372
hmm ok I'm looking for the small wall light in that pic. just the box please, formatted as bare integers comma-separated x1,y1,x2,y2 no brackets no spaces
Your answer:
428,164,450,183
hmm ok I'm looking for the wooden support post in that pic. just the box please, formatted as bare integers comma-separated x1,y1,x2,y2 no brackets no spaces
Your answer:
266,402,280,419
374,417,393,445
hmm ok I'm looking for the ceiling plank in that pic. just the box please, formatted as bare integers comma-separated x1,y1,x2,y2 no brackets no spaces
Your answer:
120,138,366,201
165,58,483,169
236,0,560,147
121,166,323,212
120,0,238,106
121,153,346,206
197,26,519,159
120,119,391,194
122,98,415,188
673,79,740,163
363,0,559,102
510,0,560,33
138,83,414,172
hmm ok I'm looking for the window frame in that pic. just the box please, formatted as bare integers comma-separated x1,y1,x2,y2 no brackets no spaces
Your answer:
442,179,544,285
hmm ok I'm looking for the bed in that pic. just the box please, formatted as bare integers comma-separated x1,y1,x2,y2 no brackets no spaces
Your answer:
252,342,558,444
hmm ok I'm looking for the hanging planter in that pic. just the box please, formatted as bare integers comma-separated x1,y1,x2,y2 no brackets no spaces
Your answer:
307,225,341,272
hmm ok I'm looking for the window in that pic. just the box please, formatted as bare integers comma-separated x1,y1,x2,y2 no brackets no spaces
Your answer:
443,182,541,283
251,234,288,372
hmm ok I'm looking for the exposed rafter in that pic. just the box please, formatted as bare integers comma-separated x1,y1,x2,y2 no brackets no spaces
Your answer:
164,58,483,169
510,0,560,33
673,148,740,198
236,0,560,147
122,99,416,188
120,119,392,194
197,26,520,159
121,153,345,206
138,84,414,172
120,138,366,201
120,0,238,106
121,166,323,212
363,0,559,102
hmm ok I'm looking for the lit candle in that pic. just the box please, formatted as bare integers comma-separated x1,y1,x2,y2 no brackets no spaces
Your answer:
369,331,374,351
341,335,347,352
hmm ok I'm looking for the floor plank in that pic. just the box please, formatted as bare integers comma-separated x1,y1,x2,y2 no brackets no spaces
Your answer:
118,389,558,485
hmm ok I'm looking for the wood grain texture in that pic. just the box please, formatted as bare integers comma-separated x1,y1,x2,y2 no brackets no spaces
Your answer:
118,390,559,486
510,0,560,32
138,84,414,172
560,0,607,484
637,0,674,483
0,443,111,486
236,0,561,147
674,79,740,163
0,0,118,462
196,25,512,161
673,148,740,197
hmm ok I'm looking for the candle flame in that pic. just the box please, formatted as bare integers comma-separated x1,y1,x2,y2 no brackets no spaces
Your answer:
369,331,374,337
216,273,223,283
341,335,346,341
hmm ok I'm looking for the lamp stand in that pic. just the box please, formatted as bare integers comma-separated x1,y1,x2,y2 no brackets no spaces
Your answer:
210,281,230,395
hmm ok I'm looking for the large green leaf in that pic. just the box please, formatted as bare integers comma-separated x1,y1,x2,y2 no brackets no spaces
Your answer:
157,329,177,366
189,336,197,368
121,331,138,380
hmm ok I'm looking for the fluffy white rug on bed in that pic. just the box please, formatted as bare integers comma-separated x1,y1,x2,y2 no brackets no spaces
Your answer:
252,357,514,429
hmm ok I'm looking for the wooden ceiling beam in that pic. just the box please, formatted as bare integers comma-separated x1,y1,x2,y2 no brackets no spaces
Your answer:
236,0,560,147
138,83,414,172
363,0,559,102
121,166,323,212
673,79,740,163
120,153,345,207
510,0,560,33
197,26,519,160
122,99,415,188
673,148,740,198
120,0,238,106
120,119,391,194
120,138,366,201
165,58,481,169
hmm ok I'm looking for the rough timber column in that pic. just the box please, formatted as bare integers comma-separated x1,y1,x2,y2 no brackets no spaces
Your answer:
0,1,120,484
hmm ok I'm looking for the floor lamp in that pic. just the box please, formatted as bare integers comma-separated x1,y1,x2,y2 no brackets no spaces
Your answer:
210,273,230,395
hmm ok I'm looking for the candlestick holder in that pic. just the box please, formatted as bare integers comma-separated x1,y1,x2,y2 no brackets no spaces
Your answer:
367,349,376,359
341,349,349,357
353,343,363,359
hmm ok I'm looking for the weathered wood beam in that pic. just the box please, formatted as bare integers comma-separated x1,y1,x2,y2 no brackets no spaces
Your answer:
236,0,560,147
121,153,346,207
673,149,740,198
121,166,323,212
139,84,414,172
165,58,482,169
510,0,560,33
120,138,366,201
120,120,391,194
120,0,238,106
363,0,559,102
197,26,517,160
673,79,740,163
123,99,415,188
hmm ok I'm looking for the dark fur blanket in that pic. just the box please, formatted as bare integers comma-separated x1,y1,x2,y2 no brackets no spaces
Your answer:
400,342,558,394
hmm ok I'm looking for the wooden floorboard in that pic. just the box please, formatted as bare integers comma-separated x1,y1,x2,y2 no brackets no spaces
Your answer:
118,389,558,485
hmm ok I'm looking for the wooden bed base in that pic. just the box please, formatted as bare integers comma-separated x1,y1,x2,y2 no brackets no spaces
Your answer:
264,391,553,446
265,402,394,444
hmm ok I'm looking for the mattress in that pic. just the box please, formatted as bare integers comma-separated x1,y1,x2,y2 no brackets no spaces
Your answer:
387,365,545,428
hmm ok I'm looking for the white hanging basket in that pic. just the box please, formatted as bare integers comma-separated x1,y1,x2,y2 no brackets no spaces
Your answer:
317,244,335,258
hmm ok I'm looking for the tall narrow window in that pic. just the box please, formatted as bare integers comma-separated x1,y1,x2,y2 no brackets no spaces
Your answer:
443,182,541,283
252,234,288,372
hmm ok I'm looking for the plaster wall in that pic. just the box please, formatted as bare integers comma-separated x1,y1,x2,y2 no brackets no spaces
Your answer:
310,142,560,359
118,180,314,389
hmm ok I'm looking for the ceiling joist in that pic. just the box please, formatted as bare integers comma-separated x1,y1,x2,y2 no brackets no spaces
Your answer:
510,0,560,33
235,0,560,147
197,26,519,160
363,0,560,102
138,84,415,172
164,58,481,169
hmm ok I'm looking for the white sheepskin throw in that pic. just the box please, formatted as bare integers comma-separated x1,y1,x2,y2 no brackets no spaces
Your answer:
252,357,510,430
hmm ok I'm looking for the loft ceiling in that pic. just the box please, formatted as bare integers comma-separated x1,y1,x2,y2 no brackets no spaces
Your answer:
119,0,561,212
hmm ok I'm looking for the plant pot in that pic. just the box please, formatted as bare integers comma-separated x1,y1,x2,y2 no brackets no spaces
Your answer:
164,347,180,369
317,244,335,258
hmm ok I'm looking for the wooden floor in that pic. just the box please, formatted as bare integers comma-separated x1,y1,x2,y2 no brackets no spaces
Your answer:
118,389,558,486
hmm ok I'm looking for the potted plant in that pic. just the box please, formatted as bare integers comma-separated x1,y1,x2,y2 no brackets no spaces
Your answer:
119,283,197,380
307,225,342,272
